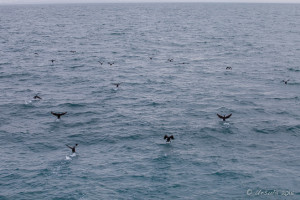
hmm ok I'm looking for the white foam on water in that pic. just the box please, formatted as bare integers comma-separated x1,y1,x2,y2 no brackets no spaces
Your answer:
66,156,72,160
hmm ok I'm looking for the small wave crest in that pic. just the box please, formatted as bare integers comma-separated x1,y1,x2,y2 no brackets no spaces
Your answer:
211,170,252,179
66,153,77,160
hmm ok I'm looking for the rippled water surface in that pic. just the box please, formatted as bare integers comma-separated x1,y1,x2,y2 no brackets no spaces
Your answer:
0,3,299,200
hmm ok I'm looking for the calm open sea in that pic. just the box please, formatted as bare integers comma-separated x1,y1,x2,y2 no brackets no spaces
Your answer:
0,2,299,200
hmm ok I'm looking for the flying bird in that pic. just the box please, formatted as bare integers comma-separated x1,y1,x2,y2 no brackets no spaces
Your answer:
50,59,56,63
51,111,67,119
164,135,174,143
33,95,42,100
226,67,232,70
108,62,114,66
217,113,232,121
113,83,121,88
282,79,289,84
66,144,78,153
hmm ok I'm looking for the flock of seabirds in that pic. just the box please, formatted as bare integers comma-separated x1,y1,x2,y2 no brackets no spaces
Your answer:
31,52,290,154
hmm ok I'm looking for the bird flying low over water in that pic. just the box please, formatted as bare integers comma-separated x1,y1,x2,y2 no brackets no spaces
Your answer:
164,135,174,143
226,67,232,70
50,59,56,63
217,113,232,121
108,62,114,66
113,83,121,87
98,61,103,65
282,79,289,84
51,111,67,119
33,95,42,100
66,144,78,153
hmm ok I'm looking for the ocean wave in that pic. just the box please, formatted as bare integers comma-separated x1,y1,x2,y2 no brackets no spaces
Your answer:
57,102,87,108
110,32,126,36
210,170,253,179
288,68,300,72
252,124,300,135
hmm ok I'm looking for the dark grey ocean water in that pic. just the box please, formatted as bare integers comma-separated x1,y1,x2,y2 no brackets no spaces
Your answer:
0,3,299,200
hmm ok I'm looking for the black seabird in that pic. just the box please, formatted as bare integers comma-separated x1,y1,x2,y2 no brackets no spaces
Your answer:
282,79,289,84
66,144,78,153
50,59,56,63
98,61,103,65
168,59,174,62
108,62,114,66
51,111,67,119
226,67,232,70
33,95,42,100
164,135,174,143
113,83,121,88
217,113,232,121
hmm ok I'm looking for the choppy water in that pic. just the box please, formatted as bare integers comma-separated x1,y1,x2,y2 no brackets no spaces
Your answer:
0,3,300,200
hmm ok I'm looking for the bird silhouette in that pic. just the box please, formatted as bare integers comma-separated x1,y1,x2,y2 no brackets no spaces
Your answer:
164,135,174,143
113,83,121,88
282,79,289,84
66,144,78,153
51,111,67,119
217,113,232,121
33,95,42,100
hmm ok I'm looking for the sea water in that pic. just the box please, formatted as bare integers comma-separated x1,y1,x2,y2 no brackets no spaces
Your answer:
0,3,299,199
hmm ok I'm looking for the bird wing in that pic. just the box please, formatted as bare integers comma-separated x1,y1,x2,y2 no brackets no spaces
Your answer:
225,113,232,119
51,112,58,116
51,112,67,116
217,114,224,119
164,135,168,139
170,135,174,140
